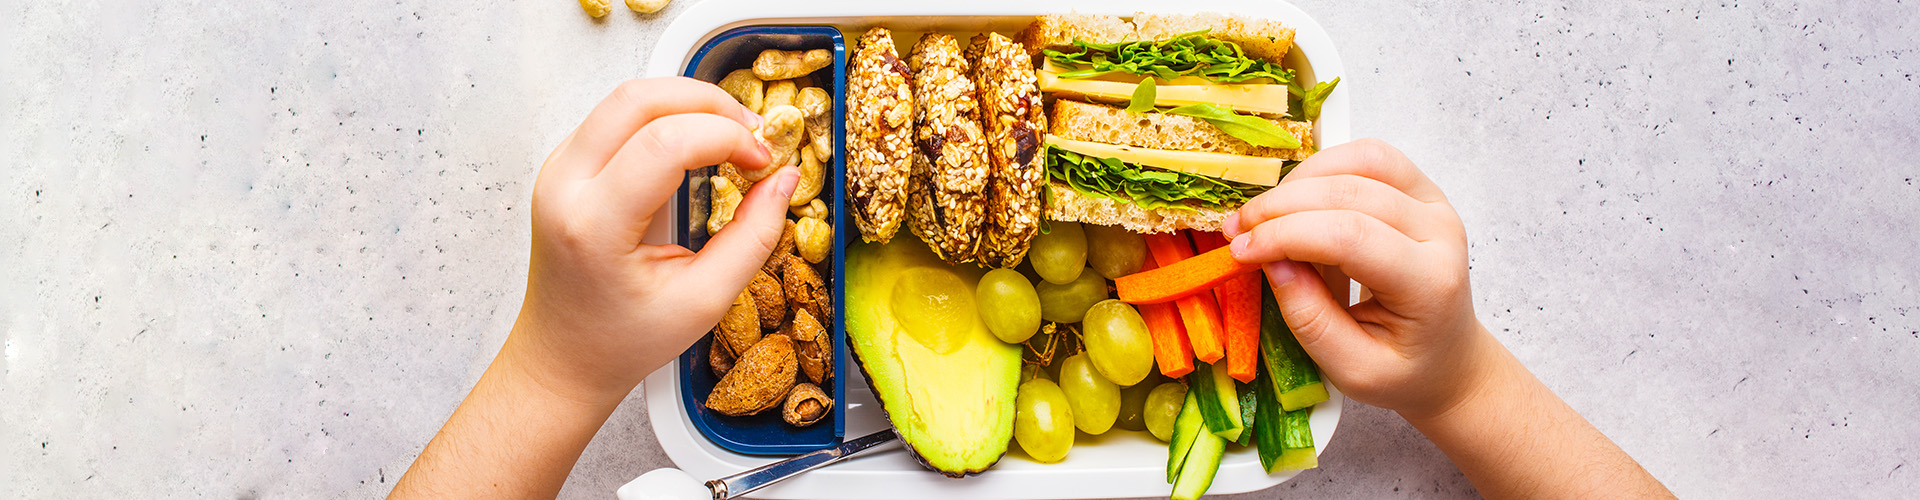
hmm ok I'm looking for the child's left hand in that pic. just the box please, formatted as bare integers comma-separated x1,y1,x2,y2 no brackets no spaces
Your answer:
511,77,797,404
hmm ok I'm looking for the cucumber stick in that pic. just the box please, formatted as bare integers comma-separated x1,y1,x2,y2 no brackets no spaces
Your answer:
1188,360,1244,441
1260,282,1329,411
1236,383,1257,447
1254,374,1318,473
1170,430,1227,500
1167,388,1204,483
1274,407,1318,471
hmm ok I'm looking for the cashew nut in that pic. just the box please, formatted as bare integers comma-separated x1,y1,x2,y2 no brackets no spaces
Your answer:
798,86,830,118
799,86,834,162
751,105,805,179
706,176,743,235
718,69,765,114
795,216,832,264
790,198,828,220
624,0,669,13
753,49,833,81
764,80,798,111
579,0,612,17
789,145,824,207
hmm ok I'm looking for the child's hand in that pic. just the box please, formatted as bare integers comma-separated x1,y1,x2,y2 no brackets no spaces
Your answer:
1224,139,1491,420
513,77,798,403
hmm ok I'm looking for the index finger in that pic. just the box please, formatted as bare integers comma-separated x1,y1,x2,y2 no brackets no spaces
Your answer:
547,77,760,181
1284,138,1446,204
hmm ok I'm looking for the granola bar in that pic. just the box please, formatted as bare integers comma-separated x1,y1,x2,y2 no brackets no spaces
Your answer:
845,28,914,244
966,32,1046,268
906,33,988,264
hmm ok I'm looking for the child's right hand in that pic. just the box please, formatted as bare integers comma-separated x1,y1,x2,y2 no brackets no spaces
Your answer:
1224,139,1494,421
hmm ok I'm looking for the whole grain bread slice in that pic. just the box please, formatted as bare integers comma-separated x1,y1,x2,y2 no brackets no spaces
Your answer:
1132,12,1296,63
1018,13,1296,63
1048,99,1315,161
1045,181,1229,234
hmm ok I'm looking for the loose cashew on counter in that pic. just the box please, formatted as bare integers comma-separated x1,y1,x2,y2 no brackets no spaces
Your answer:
624,0,669,13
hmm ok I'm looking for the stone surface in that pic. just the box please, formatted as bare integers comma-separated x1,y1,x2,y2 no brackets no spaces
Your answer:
3,0,1916,498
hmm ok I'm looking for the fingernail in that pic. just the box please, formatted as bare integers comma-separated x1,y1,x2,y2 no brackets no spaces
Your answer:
1222,212,1242,237
742,107,763,129
776,168,799,196
1229,233,1251,260
1266,260,1299,286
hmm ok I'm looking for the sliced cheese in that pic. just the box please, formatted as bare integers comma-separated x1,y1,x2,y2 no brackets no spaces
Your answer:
1038,68,1291,116
1046,135,1286,187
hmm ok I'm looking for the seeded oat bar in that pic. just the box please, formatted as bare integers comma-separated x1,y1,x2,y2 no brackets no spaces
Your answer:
906,33,989,264
966,32,1047,268
845,28,915,244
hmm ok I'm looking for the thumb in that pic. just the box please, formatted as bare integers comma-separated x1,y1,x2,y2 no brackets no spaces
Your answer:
1265,260,1385,382
687,167,799,291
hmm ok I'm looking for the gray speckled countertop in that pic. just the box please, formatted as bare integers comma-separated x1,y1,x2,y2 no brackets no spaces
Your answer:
3,0,1916,498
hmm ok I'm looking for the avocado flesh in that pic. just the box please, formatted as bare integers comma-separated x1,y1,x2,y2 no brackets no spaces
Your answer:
846,235,1023,477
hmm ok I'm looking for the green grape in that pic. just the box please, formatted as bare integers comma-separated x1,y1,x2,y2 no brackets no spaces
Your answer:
1081,299,1156,386
1084,224,1147,280
1114,371,1163,432
1036,267,1108,323
1028,221,1088,284
977,268,1043,344
1014,378,1075,463
1057,353,1120,435
1144,381,1188,442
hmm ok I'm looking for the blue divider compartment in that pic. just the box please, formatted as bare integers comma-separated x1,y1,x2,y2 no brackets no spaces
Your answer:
674,25,848,456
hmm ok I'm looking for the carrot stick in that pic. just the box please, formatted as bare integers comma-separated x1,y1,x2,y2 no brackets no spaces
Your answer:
1134,258,1196,378
1215,272,1263,383
1190,232,1261,382
1117,243,1258,305
1130,232,1228,363
1190,231,1230,253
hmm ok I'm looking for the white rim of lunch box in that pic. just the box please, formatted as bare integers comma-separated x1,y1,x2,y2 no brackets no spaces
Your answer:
640,0,1352,498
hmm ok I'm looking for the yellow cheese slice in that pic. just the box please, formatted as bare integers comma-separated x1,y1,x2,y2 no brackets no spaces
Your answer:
1045,135,1286,187
1038,69,1291,116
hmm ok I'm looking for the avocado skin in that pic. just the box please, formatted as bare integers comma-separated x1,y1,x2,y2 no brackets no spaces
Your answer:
845,235,1024,477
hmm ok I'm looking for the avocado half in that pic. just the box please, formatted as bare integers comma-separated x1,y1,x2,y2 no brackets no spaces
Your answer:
845,235,1024,477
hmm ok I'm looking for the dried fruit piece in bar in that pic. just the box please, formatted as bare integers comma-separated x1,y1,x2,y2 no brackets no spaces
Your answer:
845,28,914,243
906,33,990,264
967,32,1047,268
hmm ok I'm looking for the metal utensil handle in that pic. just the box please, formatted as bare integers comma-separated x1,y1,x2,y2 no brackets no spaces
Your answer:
708,430,898,499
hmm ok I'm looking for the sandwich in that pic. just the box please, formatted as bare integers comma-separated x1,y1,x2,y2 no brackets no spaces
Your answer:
1019,13,1340,234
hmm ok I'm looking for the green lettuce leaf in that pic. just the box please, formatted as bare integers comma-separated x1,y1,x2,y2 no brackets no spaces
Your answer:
1288,77,1340,123
1043,31,1295,85
1045,145,1269,211
1126,78,1157,114
1162,103,1300,149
